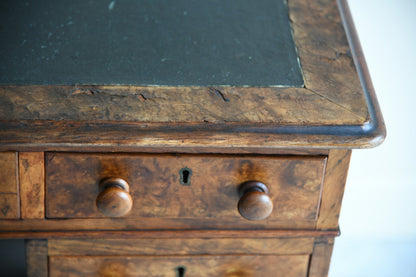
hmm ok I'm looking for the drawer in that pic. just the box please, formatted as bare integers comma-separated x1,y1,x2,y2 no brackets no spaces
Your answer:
46,153,326,229
49,255,309,277
45,237,313,276
28,236,325,277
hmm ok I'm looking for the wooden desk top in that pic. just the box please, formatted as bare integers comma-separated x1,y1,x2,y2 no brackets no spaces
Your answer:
0,0,385,151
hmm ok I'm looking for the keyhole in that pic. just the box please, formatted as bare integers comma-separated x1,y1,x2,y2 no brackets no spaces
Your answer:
182,170,190,183
176,266,186,277
179,167,192,186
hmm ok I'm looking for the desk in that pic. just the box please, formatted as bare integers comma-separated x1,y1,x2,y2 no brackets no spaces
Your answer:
0,0,385,276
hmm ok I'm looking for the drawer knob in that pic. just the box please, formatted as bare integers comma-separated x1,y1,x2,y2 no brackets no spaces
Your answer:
238,181,273,221
96,178,133,217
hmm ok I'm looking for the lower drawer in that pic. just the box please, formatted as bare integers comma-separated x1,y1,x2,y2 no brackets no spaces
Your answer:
49,255,309,277
27,237,334,277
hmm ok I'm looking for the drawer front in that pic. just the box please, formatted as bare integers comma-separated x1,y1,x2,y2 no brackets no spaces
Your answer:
48,238,314,256
46,153,326,228
49,255,309,277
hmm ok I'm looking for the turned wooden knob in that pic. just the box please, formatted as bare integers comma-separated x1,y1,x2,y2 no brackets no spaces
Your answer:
238,181,273,221
96,178,132,217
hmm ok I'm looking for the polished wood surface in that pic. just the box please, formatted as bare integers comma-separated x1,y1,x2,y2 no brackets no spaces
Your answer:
316,149,351,229
26,240,48,277
96,187,133,217
0,152,18,219
0,194,18,219
0,149,347,277
0,1,385,276
337,0,386,144
238,181,273,221
0,0,385,151
308,237,335,277
0,217,318,232
46,153,326,227
19,152,45,219
26,237,335,277
0,152,17,194
0,229,340,240
49,255,309,277
48,238,314,256
0,86,362,124
96,178,132,217
289,0,367,118
0,119,384,152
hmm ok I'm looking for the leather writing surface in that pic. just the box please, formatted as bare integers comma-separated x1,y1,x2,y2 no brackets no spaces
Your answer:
0,0,303,86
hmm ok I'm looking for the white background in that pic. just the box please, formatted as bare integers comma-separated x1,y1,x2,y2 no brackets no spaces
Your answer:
329,1,416,276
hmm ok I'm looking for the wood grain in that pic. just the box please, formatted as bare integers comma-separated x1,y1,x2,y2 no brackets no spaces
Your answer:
19,152,45,219
337,0,387,146
0,218,318,233
0,194,19,219
0,152,17,193
96,178,133,217
0,86,362,124
0,0,385,151
0,2,384,276
26,240,48,277
316,149,351,230
0,119,385,152
46,153,326,229
0,229,339,240
238,190,273,221
289,0,368,119
0,152,18,218
1,146,329,156
309,237,335,277
48,237,314,256
49,255,309,277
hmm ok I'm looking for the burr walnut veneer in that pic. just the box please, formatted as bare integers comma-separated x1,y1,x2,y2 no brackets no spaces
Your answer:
0,0,385,276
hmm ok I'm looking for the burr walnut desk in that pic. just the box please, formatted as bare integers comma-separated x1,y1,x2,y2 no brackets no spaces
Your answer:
0,0,385,276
